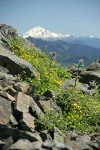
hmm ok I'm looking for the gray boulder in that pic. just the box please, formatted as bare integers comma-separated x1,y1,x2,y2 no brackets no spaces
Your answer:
54,140,74,150
15,92,31,113
86,61,100,71
0,96,11,125
80,70,100,84
8,139,33,150
0,125,39,142
1,137,13,150
0,45,33,77
80,61,100,85
0,24,17,39
20,112,35,133
0,24,16,50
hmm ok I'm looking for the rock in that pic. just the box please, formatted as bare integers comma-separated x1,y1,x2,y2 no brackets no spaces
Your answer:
10,114,18,126
80,70,100,84
62,79,76,88
97,139,100,148
71,141,92,150
2,136,13,150
33,132,43,142
0,44,33,77
76,134,91,143
8,139,33,150
42,140,56,149
36,99,52,112
0,72,17,81
0,76,17,87
54,140,74,150
20,112,35,132
86,61,100,71
62,79,94,94
76,82,93,94
43,90,53,98
0,89,7,98
0,138,5,149
0,83,16,101
6,92,16,101
0,125,39,142
63,136,74,149
0,85,3,91
71,134,92,150
14,82,35,95
14,82,30,93
0,96,11,125
51,101,61,113
89,140,100,150
29,98,45,118
0,24,17,39
0,65,9,73
68,130,78,140
0,79,17,101
80,61,100,85
40,130,48,142
51,127,65,144
15,92,31,113
4,85,17,97
32,141,42,150
36,97,60,113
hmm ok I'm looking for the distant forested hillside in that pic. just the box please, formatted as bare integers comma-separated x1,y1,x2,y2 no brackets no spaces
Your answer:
27,37,100,66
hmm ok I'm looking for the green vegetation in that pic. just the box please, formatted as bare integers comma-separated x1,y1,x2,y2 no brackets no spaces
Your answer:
38,109,66,132
8,36,70,94
8,36,100,133
55,86,100,132
38,85,100,133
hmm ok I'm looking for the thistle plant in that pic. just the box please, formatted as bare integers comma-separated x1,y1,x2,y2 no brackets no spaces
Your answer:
49,51,56,67
74,59,84,87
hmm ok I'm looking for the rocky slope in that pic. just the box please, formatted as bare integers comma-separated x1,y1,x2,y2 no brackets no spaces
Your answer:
0,24,100,150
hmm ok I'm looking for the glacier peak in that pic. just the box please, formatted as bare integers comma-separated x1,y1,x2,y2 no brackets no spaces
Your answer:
22,26,71,39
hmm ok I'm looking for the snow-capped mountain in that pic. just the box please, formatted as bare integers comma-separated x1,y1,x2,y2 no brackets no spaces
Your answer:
22,26,71,39
23,26,100,48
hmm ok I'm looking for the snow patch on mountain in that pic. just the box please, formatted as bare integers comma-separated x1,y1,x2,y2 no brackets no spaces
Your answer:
89,35,100,39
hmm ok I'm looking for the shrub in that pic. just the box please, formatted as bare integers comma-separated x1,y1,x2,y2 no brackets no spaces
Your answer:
55,86,100,132
38,109,67,132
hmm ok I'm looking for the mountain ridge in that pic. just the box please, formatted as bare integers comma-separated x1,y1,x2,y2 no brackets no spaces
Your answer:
26,36,100,66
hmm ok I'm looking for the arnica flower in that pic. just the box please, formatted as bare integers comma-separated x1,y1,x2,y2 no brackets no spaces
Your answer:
55,80,62,86
72,103,81,110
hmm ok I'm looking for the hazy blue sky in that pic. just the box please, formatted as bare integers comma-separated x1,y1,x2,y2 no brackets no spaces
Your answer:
0,0,100,36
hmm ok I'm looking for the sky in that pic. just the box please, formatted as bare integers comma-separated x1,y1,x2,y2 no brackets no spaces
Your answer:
0,0,100,36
